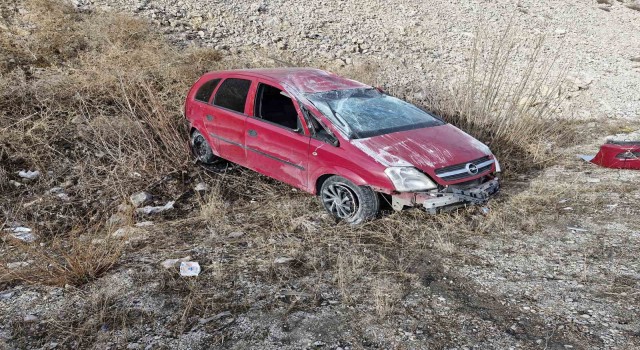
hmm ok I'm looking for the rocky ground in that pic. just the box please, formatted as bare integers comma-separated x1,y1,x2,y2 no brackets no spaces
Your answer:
80,0,640,120
1,0,640,349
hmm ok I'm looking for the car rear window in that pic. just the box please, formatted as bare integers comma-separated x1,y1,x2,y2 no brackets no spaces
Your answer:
194,78,221,103
213,78,252,113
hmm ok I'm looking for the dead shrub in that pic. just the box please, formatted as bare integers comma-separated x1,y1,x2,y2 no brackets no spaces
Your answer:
0,0,223,236
199,178,229,228
412,27,574,176
1,230,123,287
371,277,403,318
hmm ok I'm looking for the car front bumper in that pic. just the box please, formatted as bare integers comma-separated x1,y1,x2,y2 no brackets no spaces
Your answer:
391,177,500,213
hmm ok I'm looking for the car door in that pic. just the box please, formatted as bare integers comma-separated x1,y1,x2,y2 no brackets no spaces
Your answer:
191,78,221,152
244,81,310,190
209,76,254,165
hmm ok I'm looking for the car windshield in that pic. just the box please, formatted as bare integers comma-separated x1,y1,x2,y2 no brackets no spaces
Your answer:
306,88,444,139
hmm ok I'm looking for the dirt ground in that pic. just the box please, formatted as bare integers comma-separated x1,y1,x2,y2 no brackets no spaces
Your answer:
3,122,639,350
1,1,640,350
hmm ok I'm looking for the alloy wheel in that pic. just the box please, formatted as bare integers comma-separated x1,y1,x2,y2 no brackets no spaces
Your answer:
321,183,358,219
192,134,209,161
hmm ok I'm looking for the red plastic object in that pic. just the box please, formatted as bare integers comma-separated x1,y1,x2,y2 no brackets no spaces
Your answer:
591,141,640,170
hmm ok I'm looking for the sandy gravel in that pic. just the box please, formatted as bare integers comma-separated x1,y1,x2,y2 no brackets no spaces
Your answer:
82,0,640,119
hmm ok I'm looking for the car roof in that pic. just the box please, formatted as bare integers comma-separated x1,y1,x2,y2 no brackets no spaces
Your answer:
204,68,370,94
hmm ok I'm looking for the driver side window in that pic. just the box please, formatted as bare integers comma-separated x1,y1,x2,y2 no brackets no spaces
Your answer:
254,83,301,131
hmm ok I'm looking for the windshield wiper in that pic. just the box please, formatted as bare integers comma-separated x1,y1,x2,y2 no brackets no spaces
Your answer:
323,103,347,129
304,98,353,138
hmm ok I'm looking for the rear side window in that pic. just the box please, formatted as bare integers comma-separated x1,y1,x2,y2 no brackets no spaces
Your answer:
213,78,252,113
194,78,221,102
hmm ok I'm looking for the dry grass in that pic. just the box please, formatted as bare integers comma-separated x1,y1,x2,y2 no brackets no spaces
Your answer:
420,26,573,176
0,0,223,287
0,233,123,286
0,0,222,186
0,0,573,292
371,277,402,318
0,1,606,348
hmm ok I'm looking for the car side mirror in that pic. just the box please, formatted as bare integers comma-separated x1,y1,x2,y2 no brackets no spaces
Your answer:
317,132,339,147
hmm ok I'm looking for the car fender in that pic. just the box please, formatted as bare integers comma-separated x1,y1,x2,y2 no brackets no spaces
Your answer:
189,122,221,157
310,166,392,195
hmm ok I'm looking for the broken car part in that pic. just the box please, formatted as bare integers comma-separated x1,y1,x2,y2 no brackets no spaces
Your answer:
578,139,640,170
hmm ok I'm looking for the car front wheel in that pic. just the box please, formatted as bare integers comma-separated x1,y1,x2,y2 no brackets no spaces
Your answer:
190,130,217,164
320,176,379,224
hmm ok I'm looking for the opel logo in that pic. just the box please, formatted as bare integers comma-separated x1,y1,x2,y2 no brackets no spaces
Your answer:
466,163,479,175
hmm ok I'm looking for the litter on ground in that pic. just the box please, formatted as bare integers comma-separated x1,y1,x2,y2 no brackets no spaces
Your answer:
136,201,175,214
179,261,201,276
17,170,40,179
578,132,640,170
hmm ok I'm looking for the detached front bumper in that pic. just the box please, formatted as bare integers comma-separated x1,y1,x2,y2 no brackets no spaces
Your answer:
391,177,500,214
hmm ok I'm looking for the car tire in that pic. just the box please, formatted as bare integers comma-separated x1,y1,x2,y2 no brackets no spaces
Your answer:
190,129,217,164
320,176,379,224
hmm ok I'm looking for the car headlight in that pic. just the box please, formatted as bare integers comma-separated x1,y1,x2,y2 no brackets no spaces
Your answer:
494,158,501,173
384,167,437,192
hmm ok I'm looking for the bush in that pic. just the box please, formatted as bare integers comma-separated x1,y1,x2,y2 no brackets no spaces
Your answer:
0,0,223,286
420,27,573,175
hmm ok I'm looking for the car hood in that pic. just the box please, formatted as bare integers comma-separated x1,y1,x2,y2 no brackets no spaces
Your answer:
350,124,492,172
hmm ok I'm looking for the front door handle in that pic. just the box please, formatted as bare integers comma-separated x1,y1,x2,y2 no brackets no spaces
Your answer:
206,114,214,121
248,129,258,137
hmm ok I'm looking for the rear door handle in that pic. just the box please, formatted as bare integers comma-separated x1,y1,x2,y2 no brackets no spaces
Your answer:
206,114,214,121
248,129,257,137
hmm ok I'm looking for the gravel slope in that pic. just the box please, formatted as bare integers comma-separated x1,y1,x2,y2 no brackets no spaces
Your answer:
81,0,640,119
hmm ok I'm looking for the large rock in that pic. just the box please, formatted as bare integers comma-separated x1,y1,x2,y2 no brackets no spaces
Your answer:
129,191,152,207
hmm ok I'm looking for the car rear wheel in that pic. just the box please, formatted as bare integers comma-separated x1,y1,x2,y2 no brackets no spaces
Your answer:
320,176,379,224
190,130,217,164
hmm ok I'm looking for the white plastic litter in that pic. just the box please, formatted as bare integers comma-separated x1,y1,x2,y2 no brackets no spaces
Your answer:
11,226,31,233
9,231,37,242
5,227,37,242
136,201,175,214
18,170,40,180
179,261,201,276
135,221,154,227
577,154,595,162
274,257,295,264
7,261,30,269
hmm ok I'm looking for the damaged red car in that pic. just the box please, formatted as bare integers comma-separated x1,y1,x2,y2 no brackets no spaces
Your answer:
185,68,500,224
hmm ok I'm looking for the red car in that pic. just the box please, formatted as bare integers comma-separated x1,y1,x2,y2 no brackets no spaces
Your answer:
185,68,500,223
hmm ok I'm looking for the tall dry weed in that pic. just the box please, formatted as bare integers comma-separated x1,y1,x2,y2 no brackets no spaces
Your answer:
421,26,573,174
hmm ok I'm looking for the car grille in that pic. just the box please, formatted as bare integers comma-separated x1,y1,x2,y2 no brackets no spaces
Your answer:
434,156,494,181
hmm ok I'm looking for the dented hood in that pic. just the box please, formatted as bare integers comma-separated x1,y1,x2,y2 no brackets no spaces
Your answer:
350,124,491,171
